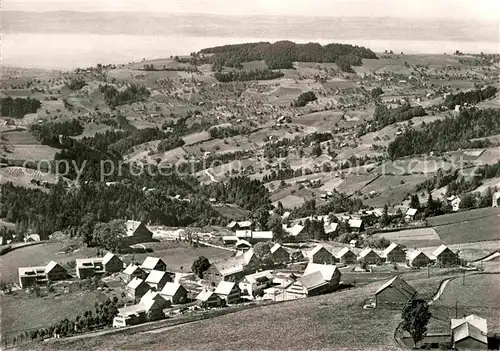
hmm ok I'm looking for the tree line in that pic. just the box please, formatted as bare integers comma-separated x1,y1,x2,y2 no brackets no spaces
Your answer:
30,120,84,146
0,96,42,118
362,104,427,133
214,69,284,82
444,86,497,109
293,91,317,107
209,125,251,139
388,108,500,158
99,84,150,108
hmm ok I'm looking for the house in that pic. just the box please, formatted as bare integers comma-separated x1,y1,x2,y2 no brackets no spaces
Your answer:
358,248,381,265
235,239,252,251
375,275,417,307
101,252,124,273
405,208,418,221
141,257,167,272
285,263,341,300
196,289,223,308
451,315,488,350
382,243,406,263
447,196,461,212
303,244,337,264
348,219,364,232
222,236,238,245
145,270,172,291
204,259,245,284
121,220,153,245
335,247,357,264
270,243,290,263
493,192,500,208
24,234,41,242
160,282,188,304
283,224,307,242
432,245,458,266
76,253,123,279
113,291,170,328
227,221,252,231
407,250,432,267
324,222,339,235
126,277,151,302
250,231,274,243
215,281,241,304
239,270,274,296
18,261,67,288
121,264,147,283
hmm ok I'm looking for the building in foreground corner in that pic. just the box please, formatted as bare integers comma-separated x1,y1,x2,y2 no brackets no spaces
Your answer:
285,262,341,300
451,315,488,350
113,291,170,328
375,275,417,307
18,261,67,288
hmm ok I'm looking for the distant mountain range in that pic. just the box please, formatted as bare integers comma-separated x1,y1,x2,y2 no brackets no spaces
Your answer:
3,11,498,43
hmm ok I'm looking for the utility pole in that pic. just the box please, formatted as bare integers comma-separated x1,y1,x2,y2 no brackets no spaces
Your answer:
427,265,430,278
455,300,458,318
462,271,465,286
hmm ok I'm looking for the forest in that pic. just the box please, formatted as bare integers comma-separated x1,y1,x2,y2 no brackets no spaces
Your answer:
213,69,284,82
0,96,42,118
209,125,251,139
199,41,377,72
157,135,185,152
444,86,497,109
30,120,84,145
387,108,500,158
99,84,150,108
363,104,427,133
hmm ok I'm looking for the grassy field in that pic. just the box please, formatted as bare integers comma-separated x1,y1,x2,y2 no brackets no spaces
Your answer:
428,207,500,245
429,273,500,333
372,227,443,248
419,241,500,262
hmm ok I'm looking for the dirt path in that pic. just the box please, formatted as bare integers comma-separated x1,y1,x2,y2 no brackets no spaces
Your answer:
428,278,451,305
204,169,217,183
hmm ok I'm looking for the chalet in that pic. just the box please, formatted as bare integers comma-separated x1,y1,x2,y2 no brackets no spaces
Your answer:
113,291,170,328
375,275,417,307
432,245,458,266
160,282,188,304
348,219,364,232
18,261,67,288
405,208,418,221
270,243,290,263
101,252,124,273
215,281,241,304
407,250,432,267
283,224,307,242
303,244,337,264
141,257,167,272
204,259,245,284
239,270,274,296
382,243,406,263
358,248,381,265
451,315,488,350
196,289,223,308
126,277,151,302
76,253,123,279
145,270,172,291
121,264,147,283
121,220,153,246
235,239,252,251
285,263,341,300
335,247,357,264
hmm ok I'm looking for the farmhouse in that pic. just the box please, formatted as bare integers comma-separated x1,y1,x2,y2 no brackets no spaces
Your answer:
451,315,488,350
270,243,290,263
227,220,252,231
335,247,357,264
126,277,151,302
407,250,432,267
375,275,417,307
18,261,67,288
239,270,274,296
285,263,341,300
196,289,223,308
324,222,339,235
204,259,245,284
145,270,173,291
121,264,147,283
141,257,167,272
215,281,241,304
235,239,252,251
405,208,418,221
160,282,188,304
432,245,459,266
358,248,381,265
348,218,364,232
121,220,153,245
303,244,337,264
113,291,170,328
283,223,307,241
382,243,406,263
235,230,273,244
76,253,123,279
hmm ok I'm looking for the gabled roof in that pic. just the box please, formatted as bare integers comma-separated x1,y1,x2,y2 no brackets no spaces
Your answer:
18,265,47,277
451,315,488,339
127,277,147,290
252,231,273,240
303,262,339,282
123,264,144,276
359,248,380,259
215,281,238,296
284,224,305,237
298,271,329,290
348,219,363,228
308,244,331,257
45,261,63,274
375,275,416,297
406,208,418,216
432,244,454,257
102,252,120,265
196,289,217,302
452,319,488,344
235,239,252,248
141,257,166,270
212,258,245,276
126,220,143,237
270,243,286,254
222,235,238,242
407,250,430,261
146,270,169,284
160,282,185,297
227,221,238,228
324,222,339,234
237,221,252,228
242,248,255,265
335,247,356,259
243,270,274,284
282,211,291,219
141,291,168,312
382,243,403,257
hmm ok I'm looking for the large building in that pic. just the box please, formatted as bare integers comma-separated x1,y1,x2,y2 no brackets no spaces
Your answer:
18,261,67,288
121,264,147,283
335,247,357,264
76,253,123,279
140,257,167,273
145,270,172,291
375,275,417,307
303,244,337,264
451,315,488,350
215,281,241,304
160,282,188,304
432,245,459,266
358,248,381,265
270,243,290,263
382,243,406,263
126,277,151,302
113,291,170,328
285,263,341,300
120,220,153,246
407,250,432,267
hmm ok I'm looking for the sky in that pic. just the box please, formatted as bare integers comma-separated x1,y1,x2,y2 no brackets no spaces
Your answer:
3,0,500,21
